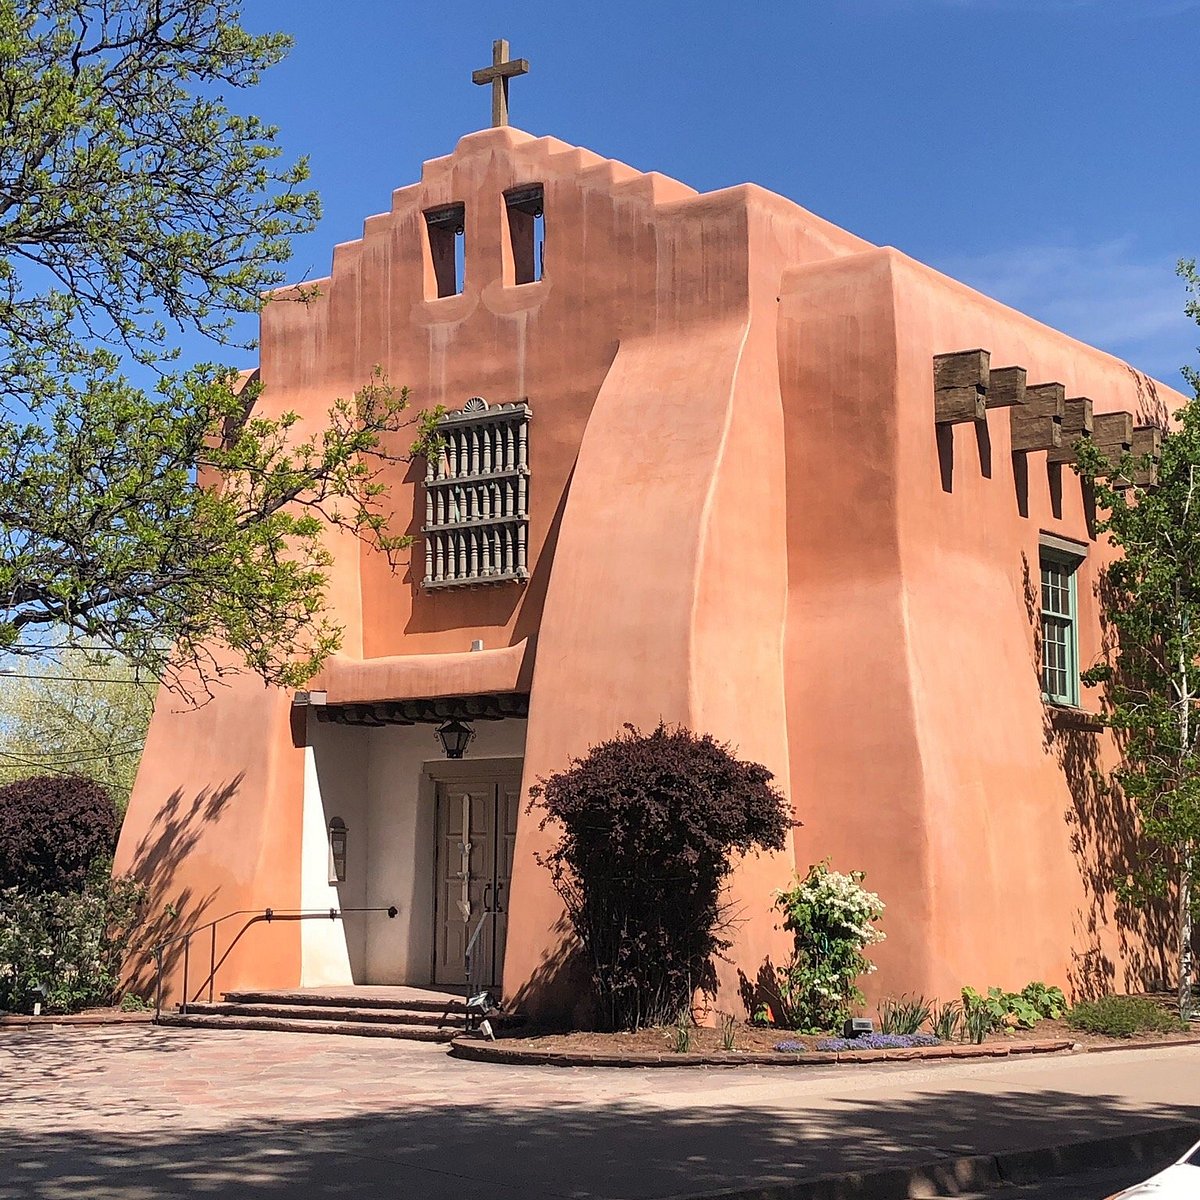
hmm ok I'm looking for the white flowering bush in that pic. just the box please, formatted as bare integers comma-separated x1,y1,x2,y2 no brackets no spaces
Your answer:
765,861,886,1032
0,869,145,1014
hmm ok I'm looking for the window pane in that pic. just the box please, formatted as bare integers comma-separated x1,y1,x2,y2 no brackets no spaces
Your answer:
1041,560,1071,617
1040,551,1080,704
1042,615,1068,698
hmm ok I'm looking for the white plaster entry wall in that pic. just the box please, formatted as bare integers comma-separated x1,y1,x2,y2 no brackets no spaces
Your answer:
363,718,527,985
300,717,370,986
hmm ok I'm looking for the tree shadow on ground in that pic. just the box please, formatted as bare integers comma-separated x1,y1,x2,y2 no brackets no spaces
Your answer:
0,1064,1196,1200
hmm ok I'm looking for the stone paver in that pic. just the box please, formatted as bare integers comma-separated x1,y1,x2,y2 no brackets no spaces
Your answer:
1,1026,1197,1198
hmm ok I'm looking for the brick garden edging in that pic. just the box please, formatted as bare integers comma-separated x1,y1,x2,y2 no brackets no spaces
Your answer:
0,1010,153,1029
448,1036,1078,1068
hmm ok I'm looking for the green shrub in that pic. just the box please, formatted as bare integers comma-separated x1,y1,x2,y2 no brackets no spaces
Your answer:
964,1003,992,1044
1066,996,1187,1038
673,1007,693,1053
1021,981,1067,1020
0,870,145,1014
0,774,118,894
532,723,792,1031
879,994,932,1036
961,982,1067,1032
928,999,964,1041
764,862,886,1032
718,1010,737,1051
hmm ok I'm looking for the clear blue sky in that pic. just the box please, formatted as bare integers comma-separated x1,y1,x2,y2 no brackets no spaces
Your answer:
220,0,1198,386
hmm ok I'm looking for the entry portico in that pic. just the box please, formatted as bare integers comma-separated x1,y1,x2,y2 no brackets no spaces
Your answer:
300,689,526,992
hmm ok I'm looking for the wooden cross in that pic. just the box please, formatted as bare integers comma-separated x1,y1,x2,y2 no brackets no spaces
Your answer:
472,39,529,128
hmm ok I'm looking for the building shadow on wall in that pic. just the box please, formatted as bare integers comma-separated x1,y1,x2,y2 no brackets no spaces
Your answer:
737,960,783,1025
1048,717,1171,999
2,1065,1196,1199
1021,554,1172,999
505,913,593,1030
120,776,243,1000
1128,367,1172,430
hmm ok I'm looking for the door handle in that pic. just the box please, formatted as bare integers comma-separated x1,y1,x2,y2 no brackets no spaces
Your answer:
482,882,493,912
493,881,505,913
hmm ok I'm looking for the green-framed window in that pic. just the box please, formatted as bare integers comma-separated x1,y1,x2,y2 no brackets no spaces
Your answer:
1040,548,1081,706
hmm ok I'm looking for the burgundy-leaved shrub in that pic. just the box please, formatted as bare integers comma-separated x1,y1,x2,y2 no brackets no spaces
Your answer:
0,775,119,894
531,723,793,1031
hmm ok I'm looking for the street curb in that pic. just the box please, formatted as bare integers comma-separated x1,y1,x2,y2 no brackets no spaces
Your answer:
668,1122,1199,1200
1081,1034,1200,1055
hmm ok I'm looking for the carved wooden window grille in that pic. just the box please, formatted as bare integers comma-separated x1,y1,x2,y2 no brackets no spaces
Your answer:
423,398,530,590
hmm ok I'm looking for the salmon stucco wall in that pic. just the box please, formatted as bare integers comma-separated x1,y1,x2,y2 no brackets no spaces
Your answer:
504,178,873,1018
779,245,1185,1008
117,125,1184,1019
114,663,304,1006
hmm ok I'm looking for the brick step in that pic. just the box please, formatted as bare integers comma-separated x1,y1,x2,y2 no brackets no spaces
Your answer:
156,1012,455,1042
185,1002,468,1028
223,989,471,1014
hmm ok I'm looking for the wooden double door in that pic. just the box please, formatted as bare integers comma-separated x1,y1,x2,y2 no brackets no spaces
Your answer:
433,770,521,989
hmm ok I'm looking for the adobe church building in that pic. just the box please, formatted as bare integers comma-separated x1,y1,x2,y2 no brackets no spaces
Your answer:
116,122,1184,1024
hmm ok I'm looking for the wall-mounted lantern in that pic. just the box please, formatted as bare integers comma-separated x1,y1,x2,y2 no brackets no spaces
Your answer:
328,817,348,884
435,718,476,759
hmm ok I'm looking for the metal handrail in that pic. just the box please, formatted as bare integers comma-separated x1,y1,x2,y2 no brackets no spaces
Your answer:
464,909,494,993
463,906,501,1032
149,904,398,1021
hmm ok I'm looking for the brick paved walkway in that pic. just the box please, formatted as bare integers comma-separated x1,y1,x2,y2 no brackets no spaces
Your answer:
1,1025,1198,1198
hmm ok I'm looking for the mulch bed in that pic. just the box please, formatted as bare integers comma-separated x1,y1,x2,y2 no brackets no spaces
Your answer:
451,1035,1081,1068
450,1008,1200,1068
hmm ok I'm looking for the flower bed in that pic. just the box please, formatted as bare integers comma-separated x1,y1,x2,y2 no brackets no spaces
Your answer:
449,998,1200,1068
449,1031,1079,1068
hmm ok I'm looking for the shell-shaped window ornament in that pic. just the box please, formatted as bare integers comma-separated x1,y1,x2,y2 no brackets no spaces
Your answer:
463,396,489,413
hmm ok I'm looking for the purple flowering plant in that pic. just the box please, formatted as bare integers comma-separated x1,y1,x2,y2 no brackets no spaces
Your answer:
815,1032,941,1052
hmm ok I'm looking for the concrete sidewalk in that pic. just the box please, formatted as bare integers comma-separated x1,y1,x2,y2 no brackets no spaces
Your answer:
1,1025,1197,1198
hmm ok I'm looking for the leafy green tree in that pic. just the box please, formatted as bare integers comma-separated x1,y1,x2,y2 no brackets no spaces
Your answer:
0,650,155,802
1,366,435,691
0,2,434,690
1075,262,1200,1018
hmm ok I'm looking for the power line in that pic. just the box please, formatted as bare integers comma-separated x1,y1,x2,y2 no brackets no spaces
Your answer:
0,744,143,765
0,747,131,792
0,672,153,685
